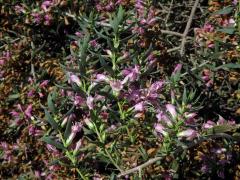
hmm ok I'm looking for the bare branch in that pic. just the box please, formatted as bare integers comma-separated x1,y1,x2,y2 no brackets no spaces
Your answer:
180,0,200,55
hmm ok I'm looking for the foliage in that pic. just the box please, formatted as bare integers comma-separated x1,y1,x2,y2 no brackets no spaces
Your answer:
0,0,239,179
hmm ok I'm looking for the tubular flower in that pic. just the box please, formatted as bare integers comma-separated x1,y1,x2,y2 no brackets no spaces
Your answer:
156,111,173,127
154,123,168,137
96,74,110,82
172,64,182,75
177,129,198,140
66,122,83,146
87,96,94,110
166,104,177,119
24,104,33,119
70,74,81,86
134,101,145,112
122,65,140,83
109,80,123,92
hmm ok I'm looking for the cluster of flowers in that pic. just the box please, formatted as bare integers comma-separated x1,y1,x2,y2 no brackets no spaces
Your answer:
0,0,239,179
14,1,58,25
195,0,239,59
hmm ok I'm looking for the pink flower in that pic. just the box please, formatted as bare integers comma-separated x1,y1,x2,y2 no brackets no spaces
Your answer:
172,64,182,75
73,139,83,155
116,0,124,5
154,123,168,136
3,51,11,60
233,0,237,5
0,59,4,65
28,125,42,136
89,39,99,48
149,81,164,93
156,112,173,127
39,80,49,88
41,1,53,11
17,104,23,112
46,144,58,153
228,18,236,26
122,65,140,83
66,122,83,146
38,92,44,98
105,1,114,11
147,81,164,99
31,12,42,24
134,101,145,112
61,114,75,127
75,31,83,37
70,74,81,86
27,89,35,97
87,96,94,110
184,112,197,124
203,23,214,33
15,5,25,14
177,129,198,140
96,74,109,82
44,14,52,25
166,104,177,119
74,95,85,106
24,104,32,119
10,111,20,118
72,122,83,134
109,80,123,92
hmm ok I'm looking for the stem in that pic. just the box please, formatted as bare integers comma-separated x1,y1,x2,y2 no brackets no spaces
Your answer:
95,124,104,143
76,168,88,180
180,60,210,77
180,0,200,55
138,168,142,179
104,148,123,173
117,156,162,178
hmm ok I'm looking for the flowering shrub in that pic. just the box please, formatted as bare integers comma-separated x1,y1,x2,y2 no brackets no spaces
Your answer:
0,0,240,179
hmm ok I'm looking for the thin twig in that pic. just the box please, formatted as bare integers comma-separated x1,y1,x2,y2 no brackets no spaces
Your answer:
117,156,163,177
0,38,20,50
104,149,123,173
117,133,232,178
180,60,210,77
167,46,181,53
65,12,185,38
165,0,174,26
180,0,200,55
161,30,184,37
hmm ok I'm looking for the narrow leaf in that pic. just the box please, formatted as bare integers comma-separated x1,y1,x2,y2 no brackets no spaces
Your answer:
64,118,72,140
43,107,59,130
42,136,65,150
47,93,56,113
213,6,234,15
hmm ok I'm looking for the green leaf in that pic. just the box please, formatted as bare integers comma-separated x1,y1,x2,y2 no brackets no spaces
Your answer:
63,105,75,118
47,93,56,113
213,6,234,15
7,94,20,101
217,27,235,34
215,63,240,70
94,28,109,40
64,118,72,140
138,146,148,161
171,159,179,173
42,136,65,150
205,124,240,135
42,105,59,130
110,18,119,34
83,127,94,135
54,83,74,91
117,6,124,24
182,87,187,104
120,33,136,43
